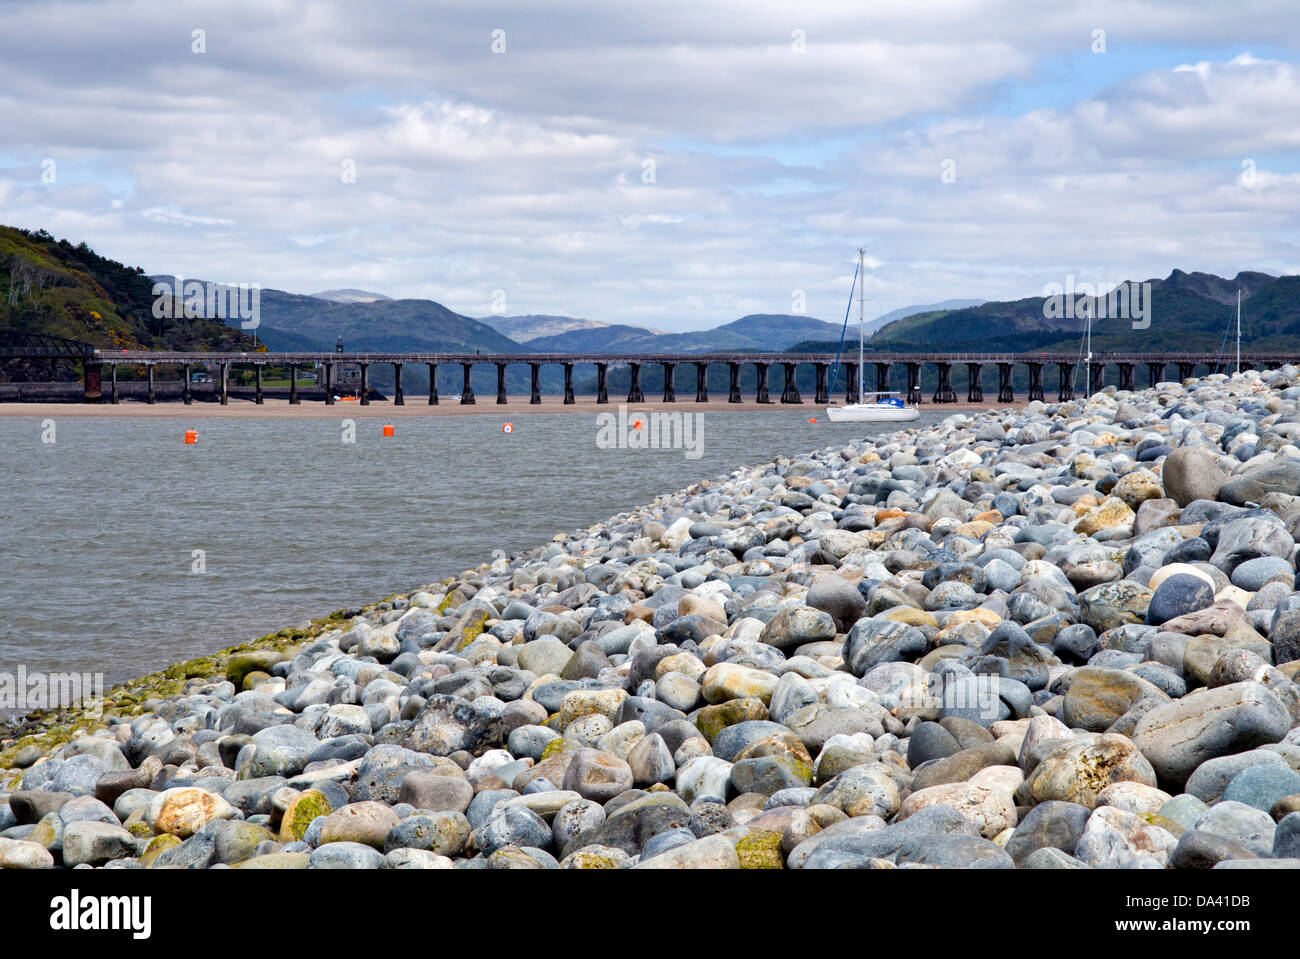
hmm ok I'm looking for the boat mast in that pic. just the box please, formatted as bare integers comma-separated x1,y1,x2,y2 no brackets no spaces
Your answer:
1236,288,1241,374
1084,308,1092,398
857,246,865,399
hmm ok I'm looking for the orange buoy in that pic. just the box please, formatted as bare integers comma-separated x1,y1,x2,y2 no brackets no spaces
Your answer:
809,417,817,423
502,422,514,433
632,419,644,430
185,429,198,444
382,424,395,437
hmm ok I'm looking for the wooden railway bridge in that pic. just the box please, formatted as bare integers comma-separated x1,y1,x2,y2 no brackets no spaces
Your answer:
1,334,1294,406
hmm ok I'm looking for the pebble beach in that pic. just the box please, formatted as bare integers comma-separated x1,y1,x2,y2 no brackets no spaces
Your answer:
7,369,1300,870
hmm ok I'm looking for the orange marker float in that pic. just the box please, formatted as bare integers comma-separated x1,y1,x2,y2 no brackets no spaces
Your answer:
382,424,395,437
502,422,514,433
184,429,198,444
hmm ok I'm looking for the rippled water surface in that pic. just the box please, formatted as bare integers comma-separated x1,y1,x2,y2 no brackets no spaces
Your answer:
0,408,950,694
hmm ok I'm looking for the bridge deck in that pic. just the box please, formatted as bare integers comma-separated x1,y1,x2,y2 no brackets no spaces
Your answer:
6,334,1297,405
75,350,1300,365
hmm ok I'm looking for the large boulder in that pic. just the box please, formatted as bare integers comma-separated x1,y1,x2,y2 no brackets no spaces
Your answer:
805,575,868,631
788,804,979,868
1132,682,1293,790
1208,516,1293,574
760,606,837,651
1074,805,1178,868
1061,668,1168,732
1217,459,1300,507
1019,735,1158,808
1162,449,1225,507
843,619,928,676
148,788,237,838
896,782,1017,838
404,695,503,756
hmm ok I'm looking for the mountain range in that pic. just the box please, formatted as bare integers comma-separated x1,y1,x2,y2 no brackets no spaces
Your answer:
867,270,1288,355
148,278,522,356
477,314,635,343
311,289,393,304
6,225,1298,393
861,299,985,336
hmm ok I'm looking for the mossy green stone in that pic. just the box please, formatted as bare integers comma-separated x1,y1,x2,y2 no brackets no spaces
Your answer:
735,830,784,869
696,698,768,743
141,834,182,868
279,789,333,842
541,737,579,761
1142,813,1186,839
225,650,283,687
564,849,624,868
455,610,490,651
215,822,275,864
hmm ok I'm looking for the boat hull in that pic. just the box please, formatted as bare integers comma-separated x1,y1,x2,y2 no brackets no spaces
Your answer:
824,404,920,423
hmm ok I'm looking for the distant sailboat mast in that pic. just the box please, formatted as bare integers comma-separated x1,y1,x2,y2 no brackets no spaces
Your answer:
1085,309,1093,398
1237,288,1242,374
857,246,865,400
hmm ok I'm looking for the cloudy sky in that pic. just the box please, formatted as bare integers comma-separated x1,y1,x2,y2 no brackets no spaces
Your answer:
2,0,1298,330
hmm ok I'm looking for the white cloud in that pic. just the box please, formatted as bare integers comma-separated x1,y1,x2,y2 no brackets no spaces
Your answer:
0,0,1298,328
141,208,236,227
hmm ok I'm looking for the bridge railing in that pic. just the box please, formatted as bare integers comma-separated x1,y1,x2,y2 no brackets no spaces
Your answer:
0,331,96,358
78,349,1300,365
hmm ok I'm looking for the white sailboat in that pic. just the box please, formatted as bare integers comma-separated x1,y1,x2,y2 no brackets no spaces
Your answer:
824,394,919,422
825,247,920,423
